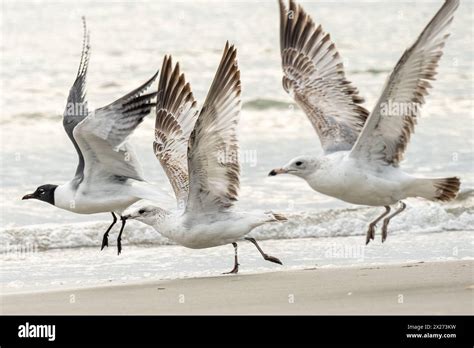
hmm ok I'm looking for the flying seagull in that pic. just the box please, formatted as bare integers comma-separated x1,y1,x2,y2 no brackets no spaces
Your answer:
269,0,461,244
22,18,170,254
123,43,287,274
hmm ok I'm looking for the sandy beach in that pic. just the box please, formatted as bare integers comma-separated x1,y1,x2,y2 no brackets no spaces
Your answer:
1,260,472,315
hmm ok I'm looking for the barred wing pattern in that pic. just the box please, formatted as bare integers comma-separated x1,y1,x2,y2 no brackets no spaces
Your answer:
279,0,369,153
154,56,199,207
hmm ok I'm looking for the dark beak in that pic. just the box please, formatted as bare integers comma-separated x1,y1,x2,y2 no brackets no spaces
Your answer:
22,193,35,200
268,168,287,176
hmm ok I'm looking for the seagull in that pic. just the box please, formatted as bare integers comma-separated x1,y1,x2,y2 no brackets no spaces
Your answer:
22,18,170,254
269,0,461,244
123,43,287,274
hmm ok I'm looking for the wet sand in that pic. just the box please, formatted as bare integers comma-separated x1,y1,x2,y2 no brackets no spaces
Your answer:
1,260,472,315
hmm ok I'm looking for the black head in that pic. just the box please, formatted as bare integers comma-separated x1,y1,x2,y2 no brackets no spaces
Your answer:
22,184,58,205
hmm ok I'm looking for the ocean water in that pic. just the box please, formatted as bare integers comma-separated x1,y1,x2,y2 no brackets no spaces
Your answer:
1,0,473,292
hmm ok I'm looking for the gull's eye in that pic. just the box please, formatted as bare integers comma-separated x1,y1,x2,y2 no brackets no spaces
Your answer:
138,209,145,214
39,189,45,195
295,161,303,166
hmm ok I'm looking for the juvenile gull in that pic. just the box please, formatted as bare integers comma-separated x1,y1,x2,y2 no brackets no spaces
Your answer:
124,43,286,274
270,0,461,244
22,19,170,254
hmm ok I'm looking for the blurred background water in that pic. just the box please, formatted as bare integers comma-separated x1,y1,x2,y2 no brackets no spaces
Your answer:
0,0,473,291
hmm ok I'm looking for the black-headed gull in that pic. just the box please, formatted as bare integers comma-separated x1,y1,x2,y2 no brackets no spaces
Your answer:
269,0,461,244
22,19,170,254
123,43,287,274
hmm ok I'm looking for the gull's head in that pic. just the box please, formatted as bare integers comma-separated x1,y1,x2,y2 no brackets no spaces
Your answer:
122,205,163,226
22,184,58,205
268,156,318,179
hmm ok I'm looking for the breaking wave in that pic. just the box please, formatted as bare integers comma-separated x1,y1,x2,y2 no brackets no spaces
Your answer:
1,194,473,253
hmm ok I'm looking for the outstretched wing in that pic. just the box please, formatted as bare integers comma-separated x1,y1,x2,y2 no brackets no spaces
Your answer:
279,0,369,153
73,71,158,182
154,56,199,207
63,17,90,186
186,42,241,213
350,0,459,166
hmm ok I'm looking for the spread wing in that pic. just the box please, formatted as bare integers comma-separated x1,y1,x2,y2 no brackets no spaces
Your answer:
186,42,241,213
73,71,158,182
63,17,90,186
279,0,369,153
350,0,459,166
154,56,199,208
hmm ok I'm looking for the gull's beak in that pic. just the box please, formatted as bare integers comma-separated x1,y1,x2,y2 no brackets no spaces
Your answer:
22,193,35,200
122,214,130,220
268,168,288,176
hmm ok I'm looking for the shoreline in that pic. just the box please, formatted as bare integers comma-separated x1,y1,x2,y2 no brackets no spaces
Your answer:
2,230,472,296
1,260,472,315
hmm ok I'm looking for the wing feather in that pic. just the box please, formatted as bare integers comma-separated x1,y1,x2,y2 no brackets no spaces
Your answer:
63,17,90,185
154,56,199,207
186,42,241,213
279,0,369,153
73,71,158,181
350,0,459,166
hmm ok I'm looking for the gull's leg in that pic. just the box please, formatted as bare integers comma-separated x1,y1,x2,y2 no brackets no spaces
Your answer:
245,238,282,265
101,212,117,250
366,206,391,245
381,202,406,243
223,242,239,274
116,216,127,255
